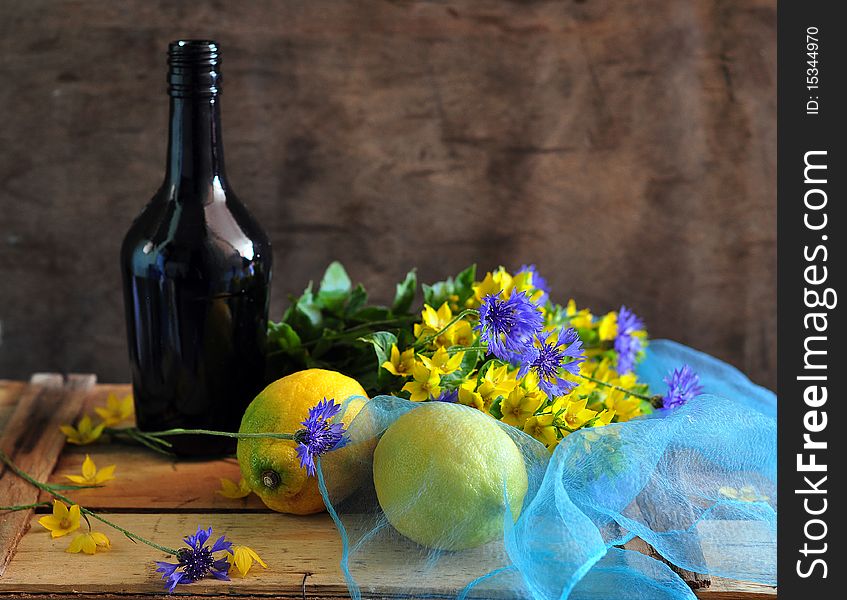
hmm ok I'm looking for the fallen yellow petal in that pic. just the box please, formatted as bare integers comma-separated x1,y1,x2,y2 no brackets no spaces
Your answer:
217,477,251,499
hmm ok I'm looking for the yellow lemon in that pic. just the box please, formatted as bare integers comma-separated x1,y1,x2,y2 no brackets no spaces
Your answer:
373,402,528,550
237,369,368,515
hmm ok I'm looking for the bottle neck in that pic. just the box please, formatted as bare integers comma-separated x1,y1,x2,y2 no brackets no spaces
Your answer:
164,95,226,194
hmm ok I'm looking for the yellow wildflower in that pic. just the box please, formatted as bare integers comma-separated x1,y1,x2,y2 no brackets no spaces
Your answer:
458,380,485,410
445,319,475,347
414,302,454,347
217,477,252,499
509,270,545,304
472,268,514,304
618,372,638,388
558,398,598,431
38,500,82,538
420,347,464,375
523,414,558,447
594,409,616,426
566,299,594,330
478,364,518,405
66,531,111,555
381,345,416,378
598,312,618,341
64,454,116,486
401,364,441,401
604,389,642,422
59,415,105,445
500,387,543,428
93,393,134,426
228,545,268,577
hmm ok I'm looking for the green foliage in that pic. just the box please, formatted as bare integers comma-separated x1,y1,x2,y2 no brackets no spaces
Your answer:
266,263,418,394
422,264,476,308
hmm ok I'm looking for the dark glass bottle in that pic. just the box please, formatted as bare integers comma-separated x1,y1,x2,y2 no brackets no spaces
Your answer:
120,40,272,456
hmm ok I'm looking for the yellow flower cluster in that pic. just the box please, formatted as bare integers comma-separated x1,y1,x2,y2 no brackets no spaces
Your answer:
38,499,111,554
379,266,652,452
60,393,134,446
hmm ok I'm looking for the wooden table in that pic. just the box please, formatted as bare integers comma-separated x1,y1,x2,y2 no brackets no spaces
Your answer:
0,377,776,599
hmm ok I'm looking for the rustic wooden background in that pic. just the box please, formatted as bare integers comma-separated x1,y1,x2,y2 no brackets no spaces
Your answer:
0,1,776,389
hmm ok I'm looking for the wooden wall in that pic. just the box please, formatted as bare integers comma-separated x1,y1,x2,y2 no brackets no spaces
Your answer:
0,0,776,389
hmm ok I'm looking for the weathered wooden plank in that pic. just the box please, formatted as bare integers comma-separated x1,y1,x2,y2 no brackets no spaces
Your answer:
0,374,95,576
0,512,774,598
0,381,27,437
0,513,344,596
44,445,266,512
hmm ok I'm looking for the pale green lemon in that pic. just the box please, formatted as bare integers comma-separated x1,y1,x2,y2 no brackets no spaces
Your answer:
373,402,528,550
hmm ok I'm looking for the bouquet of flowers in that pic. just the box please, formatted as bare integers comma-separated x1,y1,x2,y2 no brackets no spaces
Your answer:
266,262,701,450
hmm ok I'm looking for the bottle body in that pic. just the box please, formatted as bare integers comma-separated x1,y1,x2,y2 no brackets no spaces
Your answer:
120,41,271,456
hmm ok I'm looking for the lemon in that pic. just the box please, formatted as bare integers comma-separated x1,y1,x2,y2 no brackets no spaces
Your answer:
237,369,369,515
373,402,528,550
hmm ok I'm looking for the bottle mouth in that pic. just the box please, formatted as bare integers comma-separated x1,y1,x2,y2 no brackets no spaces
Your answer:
167,40,221,97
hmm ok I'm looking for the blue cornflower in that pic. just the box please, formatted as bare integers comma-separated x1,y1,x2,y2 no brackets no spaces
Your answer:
476,290,544,362
518,327,585,397
155,526,232,593
518,264,551,303
294,398,348,477
662,365,703,409
614,305,645,374
432,388,459,403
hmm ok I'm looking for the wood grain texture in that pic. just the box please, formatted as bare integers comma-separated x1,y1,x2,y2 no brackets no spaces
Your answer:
0,375,95,576
0,513,775,598
0,0,776,389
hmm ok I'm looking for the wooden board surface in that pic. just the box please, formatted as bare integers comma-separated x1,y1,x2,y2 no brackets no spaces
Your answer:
0,380,776,598
0,374,95,576
1,513,776,599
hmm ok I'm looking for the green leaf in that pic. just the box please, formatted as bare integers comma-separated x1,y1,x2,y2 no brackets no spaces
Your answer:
317,262,352,312
391,269,417,314
422,281,449,309
358,331,398,368
422,264,477,308
453,264,477,303
351,306,391,322
267,321,302,351
358,331,400,388
488,396,504,419
345,284,368,316
284,283,322,338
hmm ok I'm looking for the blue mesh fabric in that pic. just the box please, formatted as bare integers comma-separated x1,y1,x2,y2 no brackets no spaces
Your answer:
318,339,777,599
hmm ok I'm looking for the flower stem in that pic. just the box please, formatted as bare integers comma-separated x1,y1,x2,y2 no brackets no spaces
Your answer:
0,501,51,511
298,316,418,348
444,345,487,354
0,449,179,555
575,373,656,402
414,309,479,349
138,428,296,441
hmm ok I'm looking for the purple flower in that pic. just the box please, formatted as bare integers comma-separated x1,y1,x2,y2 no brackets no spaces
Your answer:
518,264,551,303
614,305,645,374
476,290,544,362
518,327,585,397
432,388,459,403
662,365,703,409
294,398,348,477
155,526,232,593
